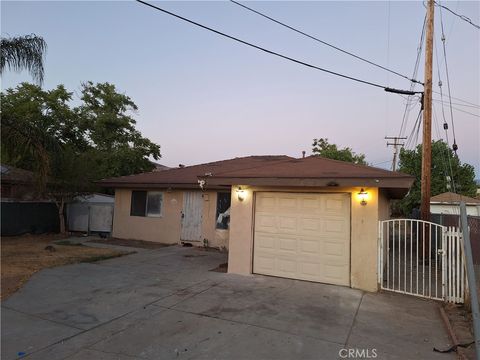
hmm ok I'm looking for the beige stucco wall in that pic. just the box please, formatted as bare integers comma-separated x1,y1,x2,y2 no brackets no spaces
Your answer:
227,186,384,292
112,189,183,244
112,189,230,248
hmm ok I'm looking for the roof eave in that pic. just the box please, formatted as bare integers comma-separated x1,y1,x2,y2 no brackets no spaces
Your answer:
203,176,415,189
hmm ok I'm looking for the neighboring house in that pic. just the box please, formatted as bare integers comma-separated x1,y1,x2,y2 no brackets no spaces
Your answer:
1,164,39,200
476,179,480,198
67,193,115,235
430,192,480,216
99,155,414,292
0,164,59,235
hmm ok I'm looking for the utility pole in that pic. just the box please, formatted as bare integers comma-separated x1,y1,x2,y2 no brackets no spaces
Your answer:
385,136,406,171
420,0,434,222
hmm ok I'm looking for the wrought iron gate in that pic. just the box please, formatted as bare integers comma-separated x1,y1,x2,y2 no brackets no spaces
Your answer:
378,219,465,303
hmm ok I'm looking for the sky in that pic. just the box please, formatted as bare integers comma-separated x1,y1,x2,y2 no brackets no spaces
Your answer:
2,1,479,177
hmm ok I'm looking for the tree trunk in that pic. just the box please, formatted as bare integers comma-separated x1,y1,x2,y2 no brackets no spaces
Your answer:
58,199,66,234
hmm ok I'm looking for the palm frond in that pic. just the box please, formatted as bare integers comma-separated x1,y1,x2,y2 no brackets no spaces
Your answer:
0,34,47,85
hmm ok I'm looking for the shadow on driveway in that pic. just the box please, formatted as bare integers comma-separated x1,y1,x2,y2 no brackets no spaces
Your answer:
1,245,454,359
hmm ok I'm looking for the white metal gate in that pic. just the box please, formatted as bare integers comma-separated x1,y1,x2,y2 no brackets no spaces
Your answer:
378,219,465,303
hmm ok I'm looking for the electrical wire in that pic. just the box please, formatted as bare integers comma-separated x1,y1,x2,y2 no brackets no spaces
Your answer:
432,91,479,107
398,15,427,142
444,105,480,118
432,106,453,191
435,1,480,30
433,103,457,193
229,0,423,85
432,98,480,109
433,34,450,145
135,0,422,94
405,109,423,150
438,1,459,153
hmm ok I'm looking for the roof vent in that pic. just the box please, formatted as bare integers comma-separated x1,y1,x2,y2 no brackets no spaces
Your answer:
179,164,185,168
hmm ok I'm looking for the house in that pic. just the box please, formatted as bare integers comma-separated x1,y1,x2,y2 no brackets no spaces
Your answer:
1,164,38,200
99,155,414,292
1,164,59,235
430,192,480,216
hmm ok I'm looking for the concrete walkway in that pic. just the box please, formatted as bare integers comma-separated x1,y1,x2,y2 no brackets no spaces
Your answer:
1,244,454,360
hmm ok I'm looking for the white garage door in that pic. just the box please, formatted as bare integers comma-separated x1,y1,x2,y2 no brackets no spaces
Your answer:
253,192,350,286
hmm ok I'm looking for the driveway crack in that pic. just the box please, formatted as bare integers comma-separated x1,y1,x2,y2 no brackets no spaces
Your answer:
344,291,365,347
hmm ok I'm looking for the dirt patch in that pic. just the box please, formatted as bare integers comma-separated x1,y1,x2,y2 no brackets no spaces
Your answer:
443,303,475,359
210,263,228,273
89,238,171,249
1,234,129,300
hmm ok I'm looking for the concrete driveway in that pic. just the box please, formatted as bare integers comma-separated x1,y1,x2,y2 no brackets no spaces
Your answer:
2,244,454,360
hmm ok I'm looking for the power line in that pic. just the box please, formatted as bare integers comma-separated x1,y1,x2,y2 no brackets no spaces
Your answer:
432,104,457,193
405,109,423,149
135,0,422,94
398,15,427,140
445,104,480,118
433,98,480,109
432,91,479,107
438,1,459,153
229,0,423,85
435,1,480,30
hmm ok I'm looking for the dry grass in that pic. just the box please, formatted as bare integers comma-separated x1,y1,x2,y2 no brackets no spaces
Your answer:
1,234,129,300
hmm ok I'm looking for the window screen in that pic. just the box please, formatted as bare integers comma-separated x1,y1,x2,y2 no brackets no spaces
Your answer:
216,192,231,229
131,191,147,216
146,192,162,217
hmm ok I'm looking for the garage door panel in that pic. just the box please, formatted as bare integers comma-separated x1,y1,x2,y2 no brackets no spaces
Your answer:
255,214,277,233
325,198,346,212
278,237,297,252
299,239,320,254
254,192,350,286
256,196,277,210
300,218,321,232
323,241,345,257
278,216,297,233
278,196,297,210
254,253,275,272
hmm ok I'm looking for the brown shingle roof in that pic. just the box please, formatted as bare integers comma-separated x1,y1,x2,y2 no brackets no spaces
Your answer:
99,155,414,196
210,156,412,179
98,155,293,189
204,156,414,192
430,192,480,205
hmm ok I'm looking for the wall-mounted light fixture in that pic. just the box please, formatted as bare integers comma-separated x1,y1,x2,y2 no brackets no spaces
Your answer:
236,187,246,201
358,188,368,206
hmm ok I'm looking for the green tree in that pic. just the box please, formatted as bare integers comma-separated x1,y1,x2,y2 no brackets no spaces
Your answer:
312,138,367,165
397,140,477,216
0,35,47,85
78,81,161,178
1,82,161,232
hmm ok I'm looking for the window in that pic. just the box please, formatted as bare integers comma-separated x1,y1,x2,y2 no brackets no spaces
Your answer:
216,192,231,229
130,191,163,217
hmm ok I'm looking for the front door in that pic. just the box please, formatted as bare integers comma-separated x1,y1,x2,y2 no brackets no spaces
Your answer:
181,192,203,242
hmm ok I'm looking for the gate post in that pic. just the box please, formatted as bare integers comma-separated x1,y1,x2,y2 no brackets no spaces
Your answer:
378,221,383,290
442,227,447,301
